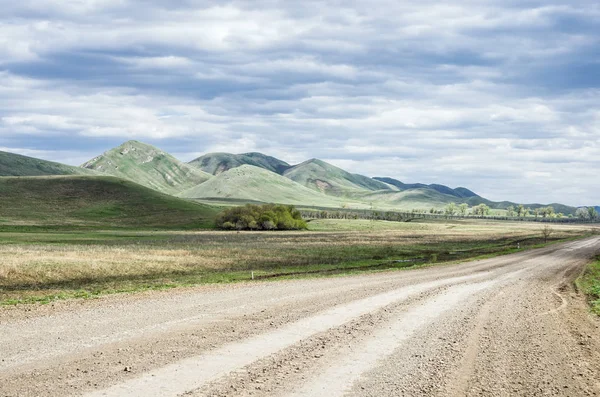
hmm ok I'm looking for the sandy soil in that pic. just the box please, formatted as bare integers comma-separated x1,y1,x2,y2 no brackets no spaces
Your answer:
1,237,599,396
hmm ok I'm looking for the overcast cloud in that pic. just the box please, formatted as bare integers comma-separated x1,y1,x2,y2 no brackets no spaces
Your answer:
1,0,599,205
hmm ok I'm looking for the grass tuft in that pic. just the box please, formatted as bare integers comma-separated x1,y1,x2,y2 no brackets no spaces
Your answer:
577,256,600,315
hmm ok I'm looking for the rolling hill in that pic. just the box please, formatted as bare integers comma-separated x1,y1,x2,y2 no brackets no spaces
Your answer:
1,141,576,218
179,165,357,207
189,152,291,175
0,150,97,176
0,176,218,229
354,188,468,210
373,177,479,199
283,159,393,196
82,141,212,195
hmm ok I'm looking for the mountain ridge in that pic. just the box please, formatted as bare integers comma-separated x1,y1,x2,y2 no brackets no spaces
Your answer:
283,158,392,195
374,177,480,199
189,152,291,175
1,141,577,216
179,164,353,207
0,150,98,177
81,140,212,195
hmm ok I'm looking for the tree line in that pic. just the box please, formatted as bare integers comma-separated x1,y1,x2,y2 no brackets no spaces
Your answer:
303,203,593,223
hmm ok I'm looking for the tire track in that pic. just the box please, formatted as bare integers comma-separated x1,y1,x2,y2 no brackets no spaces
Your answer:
444,294,495,396
85,272,507,397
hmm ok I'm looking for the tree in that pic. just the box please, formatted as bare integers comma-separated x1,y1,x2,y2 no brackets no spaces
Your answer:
216,204,307,230
506,205,516,217
517,204,526,217
576,207,590,220
588,206,598,221
458,203,469,216
445,202,457,216
541,206,555,218
473,203,491,217
533,208,540,218
541,224,553,243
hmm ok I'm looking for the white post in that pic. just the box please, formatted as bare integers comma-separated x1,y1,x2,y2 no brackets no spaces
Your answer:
251,271,254,280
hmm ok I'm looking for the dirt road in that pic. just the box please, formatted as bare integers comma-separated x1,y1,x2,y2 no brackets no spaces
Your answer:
1,237,600,396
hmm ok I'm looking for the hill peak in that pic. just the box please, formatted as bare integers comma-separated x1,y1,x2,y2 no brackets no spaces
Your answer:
189,152,290,175
284,158,391,194
373,177,480,199
81,141,212,195
113,140,160,153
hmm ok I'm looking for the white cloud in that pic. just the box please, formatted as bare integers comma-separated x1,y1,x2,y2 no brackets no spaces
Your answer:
0,1,599,206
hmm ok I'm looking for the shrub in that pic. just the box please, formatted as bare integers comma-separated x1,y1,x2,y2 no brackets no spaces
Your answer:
216,204,307,231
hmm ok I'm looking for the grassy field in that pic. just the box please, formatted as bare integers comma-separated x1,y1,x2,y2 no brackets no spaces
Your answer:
0,176,219,230
577,257,600,315
0,219,591,305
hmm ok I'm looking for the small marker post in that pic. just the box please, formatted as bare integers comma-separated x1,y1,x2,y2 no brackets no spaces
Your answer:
251,271,254,280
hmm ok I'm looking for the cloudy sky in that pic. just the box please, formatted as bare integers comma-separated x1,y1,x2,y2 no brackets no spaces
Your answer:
1,1,599,206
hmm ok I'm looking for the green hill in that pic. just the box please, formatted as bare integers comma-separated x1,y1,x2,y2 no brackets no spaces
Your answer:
180,165,356,207
373,177,480,199
82,141,212,195
0,176,218,229
283,159,392,196
352,188,463,211
189,152,291,175
0,150,97,176
3,142,576,217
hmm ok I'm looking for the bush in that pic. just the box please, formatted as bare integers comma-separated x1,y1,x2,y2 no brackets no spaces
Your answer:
216,204,307,231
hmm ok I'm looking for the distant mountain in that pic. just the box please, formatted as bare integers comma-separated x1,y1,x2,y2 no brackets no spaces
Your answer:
373,177,479,199
283,159,392,196
2,142,578,216
355,188,472,210
0,176,217,229
454,187,479,198
0,150,97,177
82,141,212,195
179,165,348,207
189,152,291,175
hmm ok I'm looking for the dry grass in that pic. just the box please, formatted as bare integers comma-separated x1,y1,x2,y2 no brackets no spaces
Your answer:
0,219,592,304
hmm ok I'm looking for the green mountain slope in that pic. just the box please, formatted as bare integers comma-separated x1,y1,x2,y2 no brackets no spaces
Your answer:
373,177,480,199
283,159,392,196
189,152,291,175
180,165,353,207
352,188,463,211
0,150,97,176
0,176,218,229
82,141,212,195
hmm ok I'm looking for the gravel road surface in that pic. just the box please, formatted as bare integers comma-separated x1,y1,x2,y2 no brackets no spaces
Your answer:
1,237,599,396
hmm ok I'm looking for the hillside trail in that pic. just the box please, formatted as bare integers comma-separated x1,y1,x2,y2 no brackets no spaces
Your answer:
1,237,599,396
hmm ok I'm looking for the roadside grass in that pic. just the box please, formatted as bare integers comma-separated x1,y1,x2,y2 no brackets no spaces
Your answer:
577,256,600,315
0,219,591,305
